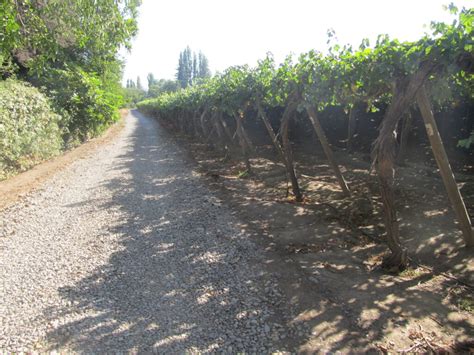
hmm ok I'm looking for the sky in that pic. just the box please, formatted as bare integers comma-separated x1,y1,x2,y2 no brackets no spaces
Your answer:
121,0,473,87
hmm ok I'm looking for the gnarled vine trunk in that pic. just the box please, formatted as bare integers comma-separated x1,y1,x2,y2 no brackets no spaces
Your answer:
199,107,209,137
397,110,413,163
280,101,303,202
212,111,226,152
232,112,252,172
218,112,234,142
347,107,357,151
372,60,438,271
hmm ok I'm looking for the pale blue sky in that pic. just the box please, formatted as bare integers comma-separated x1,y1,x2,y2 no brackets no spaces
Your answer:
121,0,473,87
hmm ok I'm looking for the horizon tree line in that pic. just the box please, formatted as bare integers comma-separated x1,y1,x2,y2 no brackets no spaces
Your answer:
124,46,211,102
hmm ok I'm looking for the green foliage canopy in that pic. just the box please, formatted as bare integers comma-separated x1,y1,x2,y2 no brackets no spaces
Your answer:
138,6,472,149
1,0,141,143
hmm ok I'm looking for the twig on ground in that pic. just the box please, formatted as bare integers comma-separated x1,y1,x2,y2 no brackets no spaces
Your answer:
399,341,424,353
419,325,439,352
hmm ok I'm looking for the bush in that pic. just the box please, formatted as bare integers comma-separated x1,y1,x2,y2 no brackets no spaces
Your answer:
0,79,63,179
37,67,122,144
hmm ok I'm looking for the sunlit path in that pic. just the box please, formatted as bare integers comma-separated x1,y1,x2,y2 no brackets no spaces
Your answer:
0,111,295,353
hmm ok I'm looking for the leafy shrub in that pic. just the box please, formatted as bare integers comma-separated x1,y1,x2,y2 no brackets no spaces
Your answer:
37,67,122,144
0,79,63,179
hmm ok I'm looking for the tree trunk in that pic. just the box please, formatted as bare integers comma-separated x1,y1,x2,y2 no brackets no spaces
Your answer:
416,86,474,247
212,112,226,152
280,101,303,202
372,60,438,271
305,104,351,197
347,106,357,151
233,112,252,172
374,88,408,271
192,112,199,137
218,112,234,142
240,119,255,153
199,107,209,137
397,110,413,163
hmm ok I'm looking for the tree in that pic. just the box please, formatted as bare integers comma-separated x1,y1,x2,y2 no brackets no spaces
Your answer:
182,46,193,87
192,53,198,83
1,0,140,77
198,51,211,78
1,0,141,141
126,79,135,88
147,78,179,98
176,47,211,87
147,73,157,88
137,76,143,90
177,52,184,88
177,47,192,88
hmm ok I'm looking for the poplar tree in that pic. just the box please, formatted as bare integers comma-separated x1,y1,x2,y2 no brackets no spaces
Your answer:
136,76,143,90
192,53,198,83
147,73,157,88
176,46,211,87
198,51,211,78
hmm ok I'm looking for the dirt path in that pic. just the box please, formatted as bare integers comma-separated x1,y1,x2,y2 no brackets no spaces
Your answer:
1,110,472,353
0,111,300,353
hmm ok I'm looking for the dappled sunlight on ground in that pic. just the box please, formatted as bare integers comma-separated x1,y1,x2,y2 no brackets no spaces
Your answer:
167,116,474,352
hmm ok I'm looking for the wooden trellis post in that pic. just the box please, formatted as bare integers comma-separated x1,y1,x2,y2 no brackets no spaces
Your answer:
256,99,286,162
416,85,474,247
305,104,351,197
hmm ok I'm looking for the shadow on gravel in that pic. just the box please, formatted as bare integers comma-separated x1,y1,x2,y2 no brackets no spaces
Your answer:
144,116,474,352
43,111,290,353
43,111,473,353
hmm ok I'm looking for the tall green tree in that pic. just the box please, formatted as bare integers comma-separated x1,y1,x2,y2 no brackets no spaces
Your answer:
137,76,143,90
176,46,211,88
147,73,157,88
192,53,198,81
198,51,211,79
176,52,184,87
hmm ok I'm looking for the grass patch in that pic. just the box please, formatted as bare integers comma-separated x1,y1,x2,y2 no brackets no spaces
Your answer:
458,297,474,313
399,267,425,279
237,170,250,179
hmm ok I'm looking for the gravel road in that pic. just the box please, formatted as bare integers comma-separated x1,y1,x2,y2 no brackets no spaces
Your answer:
0,111,296,353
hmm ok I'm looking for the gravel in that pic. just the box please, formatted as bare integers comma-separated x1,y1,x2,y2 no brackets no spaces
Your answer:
0,110,294,353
